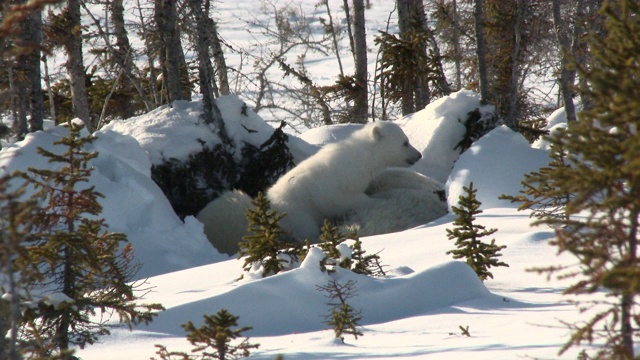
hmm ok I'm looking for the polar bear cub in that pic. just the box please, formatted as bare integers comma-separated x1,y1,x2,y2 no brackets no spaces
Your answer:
267,121,422,242
197,121,421,255
340,168,448,236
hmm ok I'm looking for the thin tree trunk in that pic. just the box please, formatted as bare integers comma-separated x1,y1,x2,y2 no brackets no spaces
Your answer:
156,0,183,103
189,0,230,145
324,1,344,77
343,0,355,57
210,18,229,96
552,0,577,123
396,0,414,114
505,0,525,129
136,0,160,107
474,0,490,103
65,0,92,129
452,0,461,90
110,0,153,113
8,66,17,127
25,10,44,132
352,0,367,123
622,204,639,358
42,55,56,123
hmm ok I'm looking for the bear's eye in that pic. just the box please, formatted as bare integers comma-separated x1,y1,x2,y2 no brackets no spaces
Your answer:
403,141,409,147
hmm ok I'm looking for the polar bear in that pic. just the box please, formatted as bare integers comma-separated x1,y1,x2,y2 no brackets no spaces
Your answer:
197,121,422,255
339,168,448,236
267,121,422,241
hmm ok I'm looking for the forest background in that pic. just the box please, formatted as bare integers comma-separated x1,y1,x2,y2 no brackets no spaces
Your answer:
0,0,603,139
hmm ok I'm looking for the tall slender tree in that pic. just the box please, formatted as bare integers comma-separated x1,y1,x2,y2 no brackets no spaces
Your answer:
155,0,190,103
473,0,489,103
187,0,230,146
351,0,368,123
512,1,640,356
63,0,92,129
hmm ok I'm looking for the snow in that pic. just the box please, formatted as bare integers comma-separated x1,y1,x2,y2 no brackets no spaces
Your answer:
0,91,599,359
0,0,603,358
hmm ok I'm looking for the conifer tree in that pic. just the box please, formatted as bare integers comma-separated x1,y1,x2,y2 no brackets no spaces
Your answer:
446,182,508,281
153,309,258,360
509,1,640,357
0,172,43,359
318,220,385,276
317,279,363,343
181,309,259,360
18,120,163,357
349,237,386,277
238,192,299,277
318,219,352,271
500,135,573,221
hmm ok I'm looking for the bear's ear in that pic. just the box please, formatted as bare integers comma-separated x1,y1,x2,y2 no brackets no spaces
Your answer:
372,124,384,141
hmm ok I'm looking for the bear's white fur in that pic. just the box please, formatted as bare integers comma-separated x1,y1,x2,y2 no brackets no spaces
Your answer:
197,121,423,255
267,121,422,241
340,168,448,236
197,190,252,256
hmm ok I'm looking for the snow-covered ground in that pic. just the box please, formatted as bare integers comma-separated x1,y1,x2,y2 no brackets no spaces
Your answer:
0,0,600,358
0,88,601,359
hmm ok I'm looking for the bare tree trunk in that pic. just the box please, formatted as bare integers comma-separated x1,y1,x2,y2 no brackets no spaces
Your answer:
576,0,602,112
352,0,367,123
189,0,231,146
505,0,525,129
13,68,28,138
65,0,92,129
156,0,184,103
343,0,355,57
109,0,153,113
42,55,56,123
474,0,490,103
323,0,344,77
552,0,578,123
136,0,160,107
25,9,44,132
397,0,416,114
452,0,461,90
210,19,229,96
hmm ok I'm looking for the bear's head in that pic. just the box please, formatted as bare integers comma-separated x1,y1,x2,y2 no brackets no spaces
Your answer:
368,122,422,168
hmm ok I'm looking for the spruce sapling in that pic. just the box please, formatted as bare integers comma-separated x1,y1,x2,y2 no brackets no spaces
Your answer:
18,121,163,357
318,219,385,276
317,279,363,343
238,192,299,277
182,309,259,359
446,182,508,281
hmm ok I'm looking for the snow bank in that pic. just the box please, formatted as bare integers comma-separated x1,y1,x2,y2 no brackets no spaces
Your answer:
446,126,550,210
399,90,495,183
102,95,280,165
0,124,224,279
142,259,499,338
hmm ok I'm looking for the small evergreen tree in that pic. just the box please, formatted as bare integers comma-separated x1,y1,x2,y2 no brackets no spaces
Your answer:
318,219,352,272
317,279,363,343
318,220,385,276
182,309,259,360
508,1,640,357
446,182,508,281
349,237,386,277
237,192,299,277
153,309,258,360
18,121,163,358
